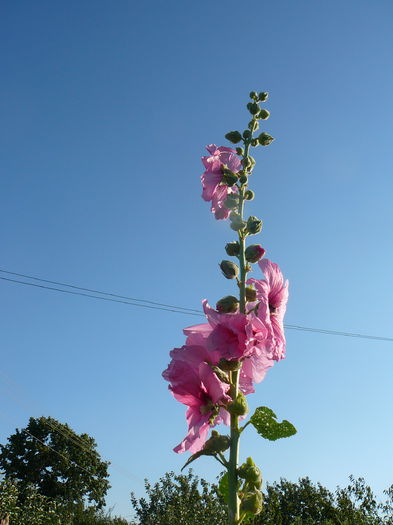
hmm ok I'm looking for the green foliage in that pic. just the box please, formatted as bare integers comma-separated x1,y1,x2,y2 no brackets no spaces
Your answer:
0,478,67,524
130,472,393,525
251,476,389,525
249,407,297,441
130,470,227,525
0,416,110,509
0,479,130,525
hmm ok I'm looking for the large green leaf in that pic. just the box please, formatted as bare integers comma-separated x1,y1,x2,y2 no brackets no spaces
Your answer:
250,406,297,441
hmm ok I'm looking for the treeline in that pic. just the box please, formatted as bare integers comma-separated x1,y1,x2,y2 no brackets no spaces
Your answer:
1,418,393,524
2,471,393,525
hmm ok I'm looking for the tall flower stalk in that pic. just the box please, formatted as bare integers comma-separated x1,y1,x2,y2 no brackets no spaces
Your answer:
163,92,296,525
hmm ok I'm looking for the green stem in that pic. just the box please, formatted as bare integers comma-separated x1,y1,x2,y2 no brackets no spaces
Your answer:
228,146,251,523
228,370,240,524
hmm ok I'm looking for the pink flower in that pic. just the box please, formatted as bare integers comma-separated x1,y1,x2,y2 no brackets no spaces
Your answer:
184,301,274,394
201,144,241,220
248,259,289,361
162,344,230,454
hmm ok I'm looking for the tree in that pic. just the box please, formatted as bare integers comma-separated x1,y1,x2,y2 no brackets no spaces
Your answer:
130,470,227,525
129,472,393,525
0,416,110,509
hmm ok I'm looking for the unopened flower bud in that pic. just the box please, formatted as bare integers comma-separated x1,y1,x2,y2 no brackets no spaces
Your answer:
239,174,248,184
224,194,240,209
238,458,263,489
258,132,275,146
245,286,257,302
245,190,255,200
242,157,252,169
225,131,242,144
242,129,252,140
247,216,263,235
225,241,240,256
221,169,238,186
216,295,239,313
227,391,248,416
219,260,239,279
218,358,242,371
203,431,231,454
245,244,266,263
240,490,263,515
251,138,259,147
248,120,259,132
249,91,258,100
258,91,269,102
247,102,260,115
236,147,244,155
258,109,270,120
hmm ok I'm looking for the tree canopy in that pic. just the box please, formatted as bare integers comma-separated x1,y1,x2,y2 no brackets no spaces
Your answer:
0,416,110,509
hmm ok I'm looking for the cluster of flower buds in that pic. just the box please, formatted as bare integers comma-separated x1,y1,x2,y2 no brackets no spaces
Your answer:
225,91,275,150
238,457,263,517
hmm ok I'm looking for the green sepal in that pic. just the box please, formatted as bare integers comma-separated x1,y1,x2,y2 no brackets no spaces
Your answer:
250,406,297,441
227,391,249,416
181,431,230,471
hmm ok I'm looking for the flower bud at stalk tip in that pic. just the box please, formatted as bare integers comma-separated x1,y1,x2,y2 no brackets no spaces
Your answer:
219,260,239,279
258,91,269,101
245,244,266,263
249,91,258,100
242,129,252,140
216,295,239,313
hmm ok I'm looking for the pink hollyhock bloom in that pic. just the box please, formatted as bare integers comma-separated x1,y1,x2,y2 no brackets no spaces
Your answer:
162,346,230,454
184,301,274,395
201,144,241,220
248,259,289,361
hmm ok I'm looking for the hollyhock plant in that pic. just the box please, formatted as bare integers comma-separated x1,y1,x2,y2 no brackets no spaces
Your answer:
163,91,296,525
201,144,241,219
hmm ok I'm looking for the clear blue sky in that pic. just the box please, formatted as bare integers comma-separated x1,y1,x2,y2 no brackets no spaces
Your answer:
1,0,393,519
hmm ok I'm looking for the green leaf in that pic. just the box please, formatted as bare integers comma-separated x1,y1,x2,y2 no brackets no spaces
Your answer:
218,472,230,505
250,406,297,441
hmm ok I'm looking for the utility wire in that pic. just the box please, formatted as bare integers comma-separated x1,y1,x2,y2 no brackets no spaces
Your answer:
0,410,94,478
1,270,393,342
0,269,200,314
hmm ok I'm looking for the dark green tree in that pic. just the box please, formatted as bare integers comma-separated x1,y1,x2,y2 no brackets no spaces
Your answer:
130,470,227,525
253,476,384,525
0,416,110,509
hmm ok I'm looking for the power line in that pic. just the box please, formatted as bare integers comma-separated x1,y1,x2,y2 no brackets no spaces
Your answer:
0,276,202,317
0,269,200,314
1,270,393,342
0,410,94,478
